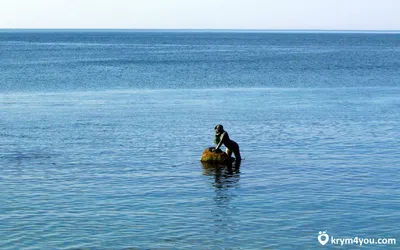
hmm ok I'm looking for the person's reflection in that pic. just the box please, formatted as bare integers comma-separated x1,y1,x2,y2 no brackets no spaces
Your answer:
202,160,241,184
201,160,241,235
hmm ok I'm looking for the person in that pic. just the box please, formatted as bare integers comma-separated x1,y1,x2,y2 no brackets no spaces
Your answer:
213,124,241,161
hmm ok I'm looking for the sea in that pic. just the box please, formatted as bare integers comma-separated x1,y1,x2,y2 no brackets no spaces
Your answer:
0,30,399,249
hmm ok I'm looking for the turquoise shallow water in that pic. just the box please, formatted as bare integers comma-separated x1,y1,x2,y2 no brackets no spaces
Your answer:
0,31,400,249
1,87,399,249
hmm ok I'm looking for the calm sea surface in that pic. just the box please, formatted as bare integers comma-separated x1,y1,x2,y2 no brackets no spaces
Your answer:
0,31,399,249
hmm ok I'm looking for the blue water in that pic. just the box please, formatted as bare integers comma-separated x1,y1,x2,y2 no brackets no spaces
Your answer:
1,31,399,249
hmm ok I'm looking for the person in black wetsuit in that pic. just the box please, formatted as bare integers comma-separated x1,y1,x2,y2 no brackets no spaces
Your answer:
213,124,241,161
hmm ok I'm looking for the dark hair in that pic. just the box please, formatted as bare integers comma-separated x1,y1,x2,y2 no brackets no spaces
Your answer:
214,124,224,130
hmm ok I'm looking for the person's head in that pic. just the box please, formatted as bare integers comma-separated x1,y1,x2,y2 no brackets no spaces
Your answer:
214,124,224,133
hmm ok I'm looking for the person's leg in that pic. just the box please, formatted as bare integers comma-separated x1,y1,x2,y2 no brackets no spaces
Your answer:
233,145,241,161
226,148,232,157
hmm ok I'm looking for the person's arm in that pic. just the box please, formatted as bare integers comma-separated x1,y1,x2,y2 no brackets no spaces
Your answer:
215,132,225,150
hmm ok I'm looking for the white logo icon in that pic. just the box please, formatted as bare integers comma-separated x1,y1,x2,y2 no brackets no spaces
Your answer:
318,231,329,246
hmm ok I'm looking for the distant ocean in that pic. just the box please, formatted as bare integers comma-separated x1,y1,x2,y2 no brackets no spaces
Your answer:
1,31,399,249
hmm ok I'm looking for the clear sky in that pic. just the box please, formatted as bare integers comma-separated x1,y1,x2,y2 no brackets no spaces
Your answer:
1,0,399,30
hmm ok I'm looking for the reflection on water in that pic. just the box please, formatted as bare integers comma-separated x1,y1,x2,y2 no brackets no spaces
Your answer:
202,161,241,235
201,161,241,186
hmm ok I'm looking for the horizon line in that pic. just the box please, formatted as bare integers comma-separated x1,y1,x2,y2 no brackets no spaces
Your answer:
0,28,400,34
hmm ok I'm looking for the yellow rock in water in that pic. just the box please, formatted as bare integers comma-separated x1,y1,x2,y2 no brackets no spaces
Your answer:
200,147,232,164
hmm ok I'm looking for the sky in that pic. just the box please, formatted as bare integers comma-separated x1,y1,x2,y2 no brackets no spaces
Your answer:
0,0,399,30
